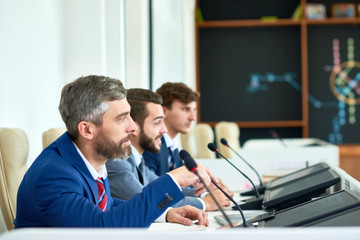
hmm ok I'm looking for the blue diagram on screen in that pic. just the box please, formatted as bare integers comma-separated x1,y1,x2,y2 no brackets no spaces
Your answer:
246,38,360,144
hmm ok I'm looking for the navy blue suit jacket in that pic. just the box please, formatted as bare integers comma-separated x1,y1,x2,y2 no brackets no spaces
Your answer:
14,132,184,228
143,137,184,176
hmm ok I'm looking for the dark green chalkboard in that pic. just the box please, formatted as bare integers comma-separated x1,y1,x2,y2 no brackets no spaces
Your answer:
199,27,302,122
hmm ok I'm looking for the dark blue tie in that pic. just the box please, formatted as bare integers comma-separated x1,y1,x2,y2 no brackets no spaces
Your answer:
137,158,144,185
168,147,179,171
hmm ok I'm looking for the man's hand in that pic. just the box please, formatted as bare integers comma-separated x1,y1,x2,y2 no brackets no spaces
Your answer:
208,178,234,198
202,188,231,211
169,163,218,196
166,205,209,226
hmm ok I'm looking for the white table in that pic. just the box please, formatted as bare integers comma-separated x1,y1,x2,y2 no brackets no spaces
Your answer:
196,138,339,190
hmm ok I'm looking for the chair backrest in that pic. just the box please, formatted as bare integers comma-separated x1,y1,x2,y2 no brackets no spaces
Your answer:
0,128,29,230
42,128,66,149
180,131,197,158
214,121,240,159
193,123,216,159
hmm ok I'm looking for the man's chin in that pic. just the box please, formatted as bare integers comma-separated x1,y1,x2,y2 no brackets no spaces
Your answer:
179,129,189,135
108,152,131,161
114,146,132,160
144,146,160,154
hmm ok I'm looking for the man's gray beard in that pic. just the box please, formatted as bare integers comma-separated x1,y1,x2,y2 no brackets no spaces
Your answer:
108,145,132,161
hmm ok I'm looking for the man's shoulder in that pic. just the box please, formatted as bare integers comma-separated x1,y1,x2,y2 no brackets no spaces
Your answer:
106,156,135,171
142,150,159,159
144,139,168,159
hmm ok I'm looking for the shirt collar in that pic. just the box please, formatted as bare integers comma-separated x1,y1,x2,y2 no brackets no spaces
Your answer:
163,133,177,151
131,145,142,167
72,141,108,180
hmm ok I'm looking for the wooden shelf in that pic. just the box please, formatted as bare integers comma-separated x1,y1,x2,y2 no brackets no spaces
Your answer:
195,0,360,180
204,120,304,128
197,18,360,28
196,0,360,138
306,18,360,25
197,19,301,28
339,144,360,181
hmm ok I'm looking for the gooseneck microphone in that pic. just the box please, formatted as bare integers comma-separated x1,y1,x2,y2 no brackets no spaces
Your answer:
270,129,288,148
210,179,249,227
220,138,264,187
179,150,235,228
208,143,260,197
220,138,266,196
207,143,263,210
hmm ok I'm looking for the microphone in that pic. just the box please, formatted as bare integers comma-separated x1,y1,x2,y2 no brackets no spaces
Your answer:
210,179,249,227
179,150,235,228
270,129,288,148
207,143,263,210
220,138,266,196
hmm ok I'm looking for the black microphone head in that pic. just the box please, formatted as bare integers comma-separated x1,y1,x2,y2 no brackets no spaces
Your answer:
207,143,218,152
179,150,198,173
220,138,228,146
270,129,278,138
179,149,191,160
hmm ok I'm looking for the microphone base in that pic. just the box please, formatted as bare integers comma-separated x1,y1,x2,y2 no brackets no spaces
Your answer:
240,185,266,196
217,222,252,229
234,196,264,210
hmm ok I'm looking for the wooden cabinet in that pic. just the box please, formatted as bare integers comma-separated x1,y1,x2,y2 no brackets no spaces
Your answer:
196,0,360,145
340,144,360,181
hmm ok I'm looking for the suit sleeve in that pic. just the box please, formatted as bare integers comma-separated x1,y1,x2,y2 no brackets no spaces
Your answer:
31,163,184,228
171,196,204,210
181,186,197,197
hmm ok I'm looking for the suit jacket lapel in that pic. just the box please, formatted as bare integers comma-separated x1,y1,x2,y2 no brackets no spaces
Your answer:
129,154,144,184
55,132,98,202
160,137,169,174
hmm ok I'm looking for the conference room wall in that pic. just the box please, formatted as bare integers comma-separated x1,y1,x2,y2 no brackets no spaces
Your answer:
151,0,196,91
0,0,194,166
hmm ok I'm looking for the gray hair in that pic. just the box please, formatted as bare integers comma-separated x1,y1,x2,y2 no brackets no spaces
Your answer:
58,75,127,140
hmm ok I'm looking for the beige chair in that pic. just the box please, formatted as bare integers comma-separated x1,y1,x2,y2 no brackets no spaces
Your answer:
193,123,216,159
214,121,240,159
180,131,197,158
0,128,29,230
180,123,216,159
42,128,66,149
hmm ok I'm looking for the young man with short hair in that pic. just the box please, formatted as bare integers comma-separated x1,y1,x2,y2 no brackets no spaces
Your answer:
143,82,200,176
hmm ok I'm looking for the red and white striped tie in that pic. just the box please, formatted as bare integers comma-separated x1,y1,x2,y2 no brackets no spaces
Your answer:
96,177,107,212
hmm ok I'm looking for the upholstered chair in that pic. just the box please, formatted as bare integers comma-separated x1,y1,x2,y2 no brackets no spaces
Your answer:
0,128,29,230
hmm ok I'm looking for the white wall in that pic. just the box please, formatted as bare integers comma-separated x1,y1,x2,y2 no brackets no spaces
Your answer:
0,0,193,232
0,0,65,164
152,0,196,90
0,0,194,166
62,0,103,82
124,0,150,89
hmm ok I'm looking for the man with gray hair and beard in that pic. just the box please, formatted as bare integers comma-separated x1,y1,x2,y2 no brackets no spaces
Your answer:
15,75,217,228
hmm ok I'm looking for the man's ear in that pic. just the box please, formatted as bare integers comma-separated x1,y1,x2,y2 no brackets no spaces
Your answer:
162,106,168,118
78,121,95,140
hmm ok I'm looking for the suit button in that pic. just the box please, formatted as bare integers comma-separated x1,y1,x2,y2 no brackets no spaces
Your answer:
157,193,174,209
